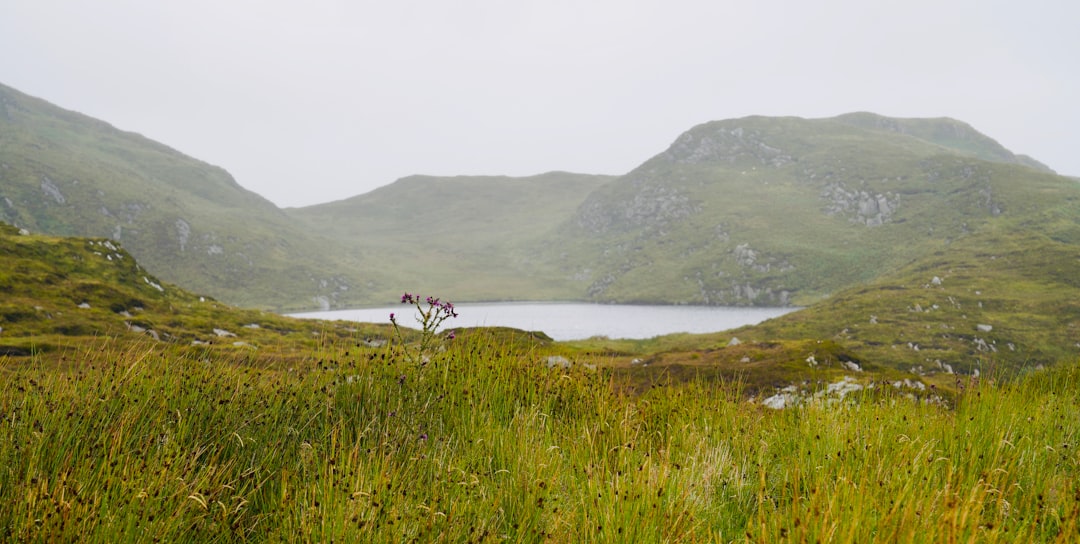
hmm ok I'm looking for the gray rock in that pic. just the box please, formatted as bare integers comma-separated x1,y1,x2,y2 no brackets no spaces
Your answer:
175,219,191,252
544,355,571,369
40,176,65,204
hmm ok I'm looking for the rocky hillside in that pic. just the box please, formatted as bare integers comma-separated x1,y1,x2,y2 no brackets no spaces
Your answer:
535,114,1070,307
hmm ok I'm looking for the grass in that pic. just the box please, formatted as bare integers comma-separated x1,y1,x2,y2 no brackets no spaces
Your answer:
1,330,1078,542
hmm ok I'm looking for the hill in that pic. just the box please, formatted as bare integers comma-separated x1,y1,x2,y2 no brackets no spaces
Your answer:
0,82,375,310
287,172,613,301
0,221,377,360
535,114,1073,307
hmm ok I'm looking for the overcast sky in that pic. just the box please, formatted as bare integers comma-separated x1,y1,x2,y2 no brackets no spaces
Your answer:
2,1,1077,207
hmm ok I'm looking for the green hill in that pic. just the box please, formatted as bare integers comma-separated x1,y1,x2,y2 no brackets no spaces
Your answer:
0,82,379,310
287,172,612,301
536,114,1074,308
0,221,377,360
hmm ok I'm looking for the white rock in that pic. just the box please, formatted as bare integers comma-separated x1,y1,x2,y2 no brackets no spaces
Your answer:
762,393,789,410
143,277,164,292
825,376,863,398
976,324,993,332
544,355,571,369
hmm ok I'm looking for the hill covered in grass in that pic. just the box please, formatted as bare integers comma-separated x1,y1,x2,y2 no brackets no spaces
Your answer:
0,221,381,362
0,83,378,310
535,113,1069,307
286,172,613,301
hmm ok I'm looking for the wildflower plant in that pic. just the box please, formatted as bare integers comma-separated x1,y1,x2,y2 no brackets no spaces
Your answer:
389,292,458,366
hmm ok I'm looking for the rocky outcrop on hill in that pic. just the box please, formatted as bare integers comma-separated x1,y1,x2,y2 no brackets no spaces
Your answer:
665,122,796,167
575,178,697,234
821,183,900,226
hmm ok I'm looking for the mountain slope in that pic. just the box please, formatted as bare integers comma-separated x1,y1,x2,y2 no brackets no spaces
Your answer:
626,217,1077,393
288,172,613,301
832,112,1054,171
0,82,375,310
534,114,1075,307
0,221,377,359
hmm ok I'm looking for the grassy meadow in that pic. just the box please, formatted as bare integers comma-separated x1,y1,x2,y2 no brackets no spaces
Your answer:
2,329,1077,543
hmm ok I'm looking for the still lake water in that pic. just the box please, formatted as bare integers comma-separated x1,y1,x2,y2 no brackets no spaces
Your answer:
291,302,796,341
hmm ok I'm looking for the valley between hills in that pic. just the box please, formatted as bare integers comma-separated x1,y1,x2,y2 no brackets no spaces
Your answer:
3,80,1078,390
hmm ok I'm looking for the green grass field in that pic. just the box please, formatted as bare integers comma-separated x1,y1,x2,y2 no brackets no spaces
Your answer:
2,330,1077,542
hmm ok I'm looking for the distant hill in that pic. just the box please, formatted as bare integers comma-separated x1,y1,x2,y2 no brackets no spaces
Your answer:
0,82,373,310
533,114,1075,307
832,112,1054,171
287,172,613,301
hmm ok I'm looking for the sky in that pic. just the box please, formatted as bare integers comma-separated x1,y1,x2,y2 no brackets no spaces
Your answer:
2,1,1077,208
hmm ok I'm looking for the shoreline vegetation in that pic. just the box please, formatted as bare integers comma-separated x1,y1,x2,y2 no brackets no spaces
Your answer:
2,333,1078,542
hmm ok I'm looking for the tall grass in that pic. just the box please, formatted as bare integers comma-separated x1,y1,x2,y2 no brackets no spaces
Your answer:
1,333,1077,542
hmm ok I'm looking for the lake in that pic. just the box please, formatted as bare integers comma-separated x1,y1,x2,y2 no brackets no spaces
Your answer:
291,302,796,341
